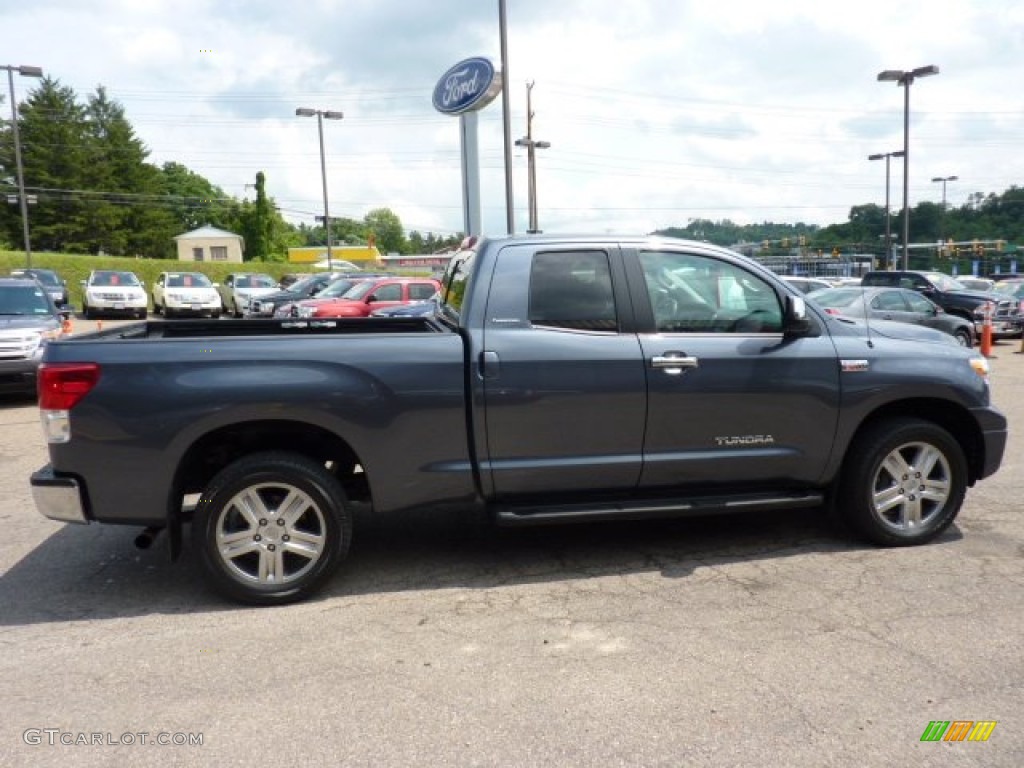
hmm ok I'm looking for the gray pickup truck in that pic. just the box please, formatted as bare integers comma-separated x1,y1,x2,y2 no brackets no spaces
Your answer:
30,235,1007,604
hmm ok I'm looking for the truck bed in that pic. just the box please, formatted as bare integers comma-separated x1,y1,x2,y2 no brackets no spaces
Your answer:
76,316,450,341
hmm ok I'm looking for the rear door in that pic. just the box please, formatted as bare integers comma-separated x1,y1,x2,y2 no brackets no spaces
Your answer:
627,247,841,490
478,244,647,497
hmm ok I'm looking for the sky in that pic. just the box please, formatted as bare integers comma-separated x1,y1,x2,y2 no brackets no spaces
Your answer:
3,0,1023,240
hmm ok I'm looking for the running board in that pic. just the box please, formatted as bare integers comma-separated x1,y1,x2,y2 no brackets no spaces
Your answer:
494,490,825,527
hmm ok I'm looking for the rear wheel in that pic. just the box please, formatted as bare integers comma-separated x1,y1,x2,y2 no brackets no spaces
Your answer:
192,452,352,604
839,418,966,546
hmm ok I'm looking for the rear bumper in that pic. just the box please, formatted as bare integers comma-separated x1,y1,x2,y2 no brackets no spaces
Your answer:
31,464,89,524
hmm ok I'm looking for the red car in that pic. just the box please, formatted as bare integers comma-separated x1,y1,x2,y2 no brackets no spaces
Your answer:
290,277,441,318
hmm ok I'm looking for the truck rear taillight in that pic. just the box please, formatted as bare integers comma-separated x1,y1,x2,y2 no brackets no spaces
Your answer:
38,363,100,410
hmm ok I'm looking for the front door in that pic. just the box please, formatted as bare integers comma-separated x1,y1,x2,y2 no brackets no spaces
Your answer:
629,248,841,490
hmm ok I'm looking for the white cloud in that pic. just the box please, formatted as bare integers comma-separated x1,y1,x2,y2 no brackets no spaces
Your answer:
3,0,1023,237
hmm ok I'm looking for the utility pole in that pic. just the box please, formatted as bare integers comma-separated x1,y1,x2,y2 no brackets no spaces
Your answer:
514,82,550,234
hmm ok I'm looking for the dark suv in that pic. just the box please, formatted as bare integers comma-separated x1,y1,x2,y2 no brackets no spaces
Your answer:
9,268,69,307
861,270,1019,338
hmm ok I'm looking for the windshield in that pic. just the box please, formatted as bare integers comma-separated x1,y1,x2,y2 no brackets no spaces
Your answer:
288,275,321,293
994,281,1024,297
341,281,378,300
235,274,276,288
317,279,360,298
924,272,967,291
0,284,54,315
807,287,863,308
90,271,140,287
22,270,61,286
166,273,212,288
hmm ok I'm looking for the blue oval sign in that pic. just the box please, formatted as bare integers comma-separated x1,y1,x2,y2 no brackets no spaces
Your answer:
432,57,502,115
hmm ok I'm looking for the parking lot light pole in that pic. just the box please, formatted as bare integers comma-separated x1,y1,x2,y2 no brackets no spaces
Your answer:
932,174,958,242
296,107,344,271
931,174,957,210
877,65,939,270
868,150,905,269
4,64,43,268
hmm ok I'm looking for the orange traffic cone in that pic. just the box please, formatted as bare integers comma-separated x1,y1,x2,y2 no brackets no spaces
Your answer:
61,316,73,335
980,302,993,358
96,320,103,332
980,321,993,358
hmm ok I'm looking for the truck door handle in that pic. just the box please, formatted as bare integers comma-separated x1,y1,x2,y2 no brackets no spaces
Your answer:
651,353,699,375
480,350,500,379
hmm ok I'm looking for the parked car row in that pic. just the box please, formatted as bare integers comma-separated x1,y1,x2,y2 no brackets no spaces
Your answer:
801,269,1023,346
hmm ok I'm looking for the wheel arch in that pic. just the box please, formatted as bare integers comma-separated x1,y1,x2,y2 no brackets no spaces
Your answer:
169,418,370,528
843,398,984,485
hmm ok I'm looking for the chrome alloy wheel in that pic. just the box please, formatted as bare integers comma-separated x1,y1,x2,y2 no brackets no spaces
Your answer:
215,483,326,585
869,441,952,532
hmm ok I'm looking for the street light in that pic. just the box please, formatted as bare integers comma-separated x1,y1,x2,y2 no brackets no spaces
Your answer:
295,107,344,270
868,150,905,269
877,64,939,270
3,64,43,267
931,175,957,209
931,174,958,243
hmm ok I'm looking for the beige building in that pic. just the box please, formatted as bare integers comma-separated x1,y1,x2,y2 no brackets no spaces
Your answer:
174,225,245,263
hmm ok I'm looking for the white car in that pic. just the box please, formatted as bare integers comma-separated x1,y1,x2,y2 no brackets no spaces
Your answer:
216,273,279,317
81,270,148,319
152,272,222,318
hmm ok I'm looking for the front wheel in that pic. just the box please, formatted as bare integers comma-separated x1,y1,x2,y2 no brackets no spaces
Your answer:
839,418,967,546
953,328,973,347
192,451,352,604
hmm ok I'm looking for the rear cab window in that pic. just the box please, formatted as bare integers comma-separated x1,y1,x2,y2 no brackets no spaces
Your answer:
528,251,618,331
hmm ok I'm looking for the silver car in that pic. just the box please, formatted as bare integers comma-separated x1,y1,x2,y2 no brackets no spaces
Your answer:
0,276,66,395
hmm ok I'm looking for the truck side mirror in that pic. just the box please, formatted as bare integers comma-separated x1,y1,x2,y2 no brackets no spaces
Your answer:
783,295,812,336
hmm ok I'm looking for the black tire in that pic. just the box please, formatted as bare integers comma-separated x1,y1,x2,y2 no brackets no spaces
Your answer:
152,295,162,315
953,328,972,347
83,303,92,320
839,418,967,546
137,309,148,320
192,451,352,604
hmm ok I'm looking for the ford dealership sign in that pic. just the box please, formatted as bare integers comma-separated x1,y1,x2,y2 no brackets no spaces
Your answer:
432,57,503,115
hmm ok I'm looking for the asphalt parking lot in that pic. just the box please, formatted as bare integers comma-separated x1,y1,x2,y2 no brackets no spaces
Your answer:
0,335,1021,767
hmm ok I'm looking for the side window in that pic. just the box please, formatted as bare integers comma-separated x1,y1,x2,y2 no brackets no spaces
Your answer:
904,293,935,313
528,250,617,331
872,291,908,311
409,283,436,300
371,284,402,302
639,251,782,333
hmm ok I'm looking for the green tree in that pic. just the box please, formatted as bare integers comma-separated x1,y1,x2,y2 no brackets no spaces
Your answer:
16,77,89,252
363,207,407,254
158,161,232,233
